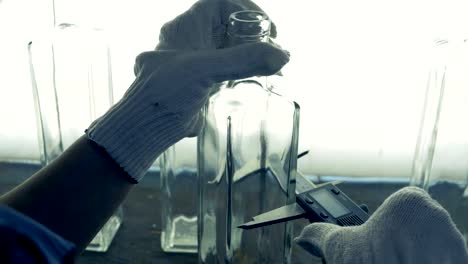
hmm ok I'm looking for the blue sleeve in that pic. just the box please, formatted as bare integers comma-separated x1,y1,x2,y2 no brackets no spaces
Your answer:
0,205,76,264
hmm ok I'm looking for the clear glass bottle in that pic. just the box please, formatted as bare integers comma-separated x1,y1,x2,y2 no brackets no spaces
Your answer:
160,137,198,253
410,39,448,190
198,11,300,264
410,37,468,245
28,23,123,252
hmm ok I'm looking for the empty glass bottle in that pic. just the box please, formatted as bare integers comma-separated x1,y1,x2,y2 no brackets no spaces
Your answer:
160,137,198,253
410,39,448,190
198,11,300,264
411,37,468,245
28,23,123,252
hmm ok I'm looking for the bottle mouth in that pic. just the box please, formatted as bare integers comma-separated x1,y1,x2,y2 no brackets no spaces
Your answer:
228,10,271,38
230,10,269,23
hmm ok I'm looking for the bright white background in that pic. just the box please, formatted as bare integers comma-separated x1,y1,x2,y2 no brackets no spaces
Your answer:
1,0,468,180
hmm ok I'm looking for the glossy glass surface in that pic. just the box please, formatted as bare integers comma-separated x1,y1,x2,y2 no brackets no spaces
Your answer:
198,75,299,263
160,137,198,253
28,24,122,252
198,10,300,263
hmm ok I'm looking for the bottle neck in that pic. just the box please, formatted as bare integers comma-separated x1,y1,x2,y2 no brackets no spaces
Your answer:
222,10,274,91
225,10,271,47
226,32,270,47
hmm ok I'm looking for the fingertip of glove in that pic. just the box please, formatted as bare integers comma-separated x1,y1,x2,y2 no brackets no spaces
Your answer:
399,186,429,195
384,186,433,209
294,223,341,258
248,42,290,75
270,22,278,38
298,223,342,240
372,186,453,228
294,237,324,258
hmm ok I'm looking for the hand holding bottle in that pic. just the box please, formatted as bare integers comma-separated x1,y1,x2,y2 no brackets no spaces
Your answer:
156,0,277,50
86,1,289,182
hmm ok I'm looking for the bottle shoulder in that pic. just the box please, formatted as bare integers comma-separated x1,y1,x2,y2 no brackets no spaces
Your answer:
209,79,297,109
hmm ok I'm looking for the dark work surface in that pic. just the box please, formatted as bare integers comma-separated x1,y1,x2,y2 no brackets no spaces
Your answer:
77,185,198,264
2,162,466,263
77,182,406,264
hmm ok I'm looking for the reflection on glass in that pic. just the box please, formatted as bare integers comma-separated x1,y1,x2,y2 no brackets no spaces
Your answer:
198,11,300,263
28,23,122,252
160,137,198,253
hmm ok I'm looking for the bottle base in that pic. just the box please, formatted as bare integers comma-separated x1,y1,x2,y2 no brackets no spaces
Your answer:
86,207,123,252
161,215,198,254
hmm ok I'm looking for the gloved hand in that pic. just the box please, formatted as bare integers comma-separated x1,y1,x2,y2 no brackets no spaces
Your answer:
156,0,277,50
86,0,289,182
295,186,468,264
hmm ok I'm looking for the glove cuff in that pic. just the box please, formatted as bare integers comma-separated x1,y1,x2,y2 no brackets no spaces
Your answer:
86,97,185,182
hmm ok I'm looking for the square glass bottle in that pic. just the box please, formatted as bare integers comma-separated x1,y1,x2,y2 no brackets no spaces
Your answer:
160,137,198,253
28,23,122,252
197,11,300,264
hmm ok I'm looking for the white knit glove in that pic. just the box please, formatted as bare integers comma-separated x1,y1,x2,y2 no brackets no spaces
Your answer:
295,186,468,264
86,0,289,182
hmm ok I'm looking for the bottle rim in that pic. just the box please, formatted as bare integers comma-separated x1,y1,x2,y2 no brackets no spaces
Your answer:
229,10,269,23
228,10,271,38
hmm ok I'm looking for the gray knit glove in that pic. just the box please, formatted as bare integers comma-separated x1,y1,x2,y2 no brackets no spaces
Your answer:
295,186,468,264
156,0,277,51
86,1,289,182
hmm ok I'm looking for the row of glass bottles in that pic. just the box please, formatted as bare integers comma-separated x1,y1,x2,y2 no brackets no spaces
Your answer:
28,23,122,252
161,10,301,263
